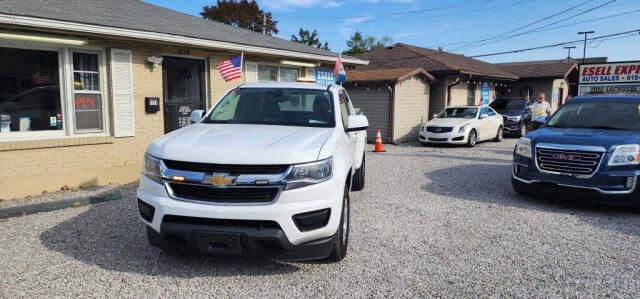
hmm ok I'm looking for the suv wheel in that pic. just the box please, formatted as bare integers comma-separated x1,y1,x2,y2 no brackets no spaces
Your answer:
326,184,350,262
351,154,365,191
466,130,477,147
493,126,503,142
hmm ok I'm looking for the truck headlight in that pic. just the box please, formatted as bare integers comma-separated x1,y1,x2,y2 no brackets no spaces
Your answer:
608,144,640,166
508,115,522,122
285,157,333,190
458,126,466,133
515,137,532,158
143,153,164,184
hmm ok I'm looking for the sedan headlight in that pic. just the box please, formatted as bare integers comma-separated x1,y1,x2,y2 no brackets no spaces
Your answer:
515,137,532,158
608,144,640,166
285,157,333,190
458,126,466,133
143,153,164,184
507,115,522,122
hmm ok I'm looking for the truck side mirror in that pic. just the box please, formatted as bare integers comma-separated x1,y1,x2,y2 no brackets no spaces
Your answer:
345,114,368,132
190,110,205,123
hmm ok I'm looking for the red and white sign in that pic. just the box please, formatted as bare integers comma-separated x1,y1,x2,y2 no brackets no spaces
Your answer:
579,62,640,84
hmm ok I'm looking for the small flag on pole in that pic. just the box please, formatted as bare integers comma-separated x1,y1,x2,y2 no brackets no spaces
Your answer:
333,54,346,83
218,54,243,82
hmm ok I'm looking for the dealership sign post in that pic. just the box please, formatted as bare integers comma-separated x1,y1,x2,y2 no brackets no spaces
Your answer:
578,61,640,96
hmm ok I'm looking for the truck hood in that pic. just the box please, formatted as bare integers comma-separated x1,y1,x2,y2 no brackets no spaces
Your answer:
530,127,640,152
147,124,334,165
427,118,474,127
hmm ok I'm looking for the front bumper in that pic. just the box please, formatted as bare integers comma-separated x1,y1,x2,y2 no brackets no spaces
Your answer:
512,156,640,205
503,120,524,133
419,130,467,144
136,173,343,259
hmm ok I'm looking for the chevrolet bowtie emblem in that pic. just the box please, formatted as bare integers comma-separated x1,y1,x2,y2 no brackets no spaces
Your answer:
203,173,235,187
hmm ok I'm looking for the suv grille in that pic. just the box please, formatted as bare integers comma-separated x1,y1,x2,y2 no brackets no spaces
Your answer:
163,160,289,175
168,183,280,203
536,147,603,176
427,126,453,133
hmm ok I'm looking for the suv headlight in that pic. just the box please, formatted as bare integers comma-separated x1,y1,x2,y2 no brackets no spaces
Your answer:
143,153,164,184
515,137,532,158
608,144,640,166
285,157,333,190
508,115,522,122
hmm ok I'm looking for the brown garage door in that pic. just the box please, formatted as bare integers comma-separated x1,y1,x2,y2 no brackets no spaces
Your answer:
346,86,391,143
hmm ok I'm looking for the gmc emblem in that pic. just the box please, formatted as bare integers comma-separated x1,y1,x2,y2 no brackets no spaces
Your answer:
552,153,578,161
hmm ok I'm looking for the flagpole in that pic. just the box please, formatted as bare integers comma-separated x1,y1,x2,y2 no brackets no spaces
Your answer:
240,51,245,83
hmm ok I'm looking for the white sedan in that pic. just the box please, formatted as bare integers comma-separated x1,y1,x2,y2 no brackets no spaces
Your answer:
418,106,503,147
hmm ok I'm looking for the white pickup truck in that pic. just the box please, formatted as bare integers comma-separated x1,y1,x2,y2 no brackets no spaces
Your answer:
137,82,368,262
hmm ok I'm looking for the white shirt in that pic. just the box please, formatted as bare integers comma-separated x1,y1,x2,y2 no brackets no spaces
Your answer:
531,101,551,122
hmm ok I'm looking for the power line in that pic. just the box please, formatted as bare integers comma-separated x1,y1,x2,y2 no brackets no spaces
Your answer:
276,0,497,20
451,0,617,52
451,0,597,50
468,28,640,57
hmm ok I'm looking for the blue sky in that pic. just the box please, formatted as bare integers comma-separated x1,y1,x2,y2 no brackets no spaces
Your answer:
145,0,640,63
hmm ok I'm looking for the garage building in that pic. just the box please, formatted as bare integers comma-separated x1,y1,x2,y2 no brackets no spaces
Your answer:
344,67,434,143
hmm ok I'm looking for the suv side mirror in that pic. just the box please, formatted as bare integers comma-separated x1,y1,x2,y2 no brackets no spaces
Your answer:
480,113,489,119
345,114,368,132
190,110,205,123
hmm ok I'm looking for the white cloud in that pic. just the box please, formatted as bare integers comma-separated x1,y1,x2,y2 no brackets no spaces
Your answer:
342,15,374,25
261,0,412,11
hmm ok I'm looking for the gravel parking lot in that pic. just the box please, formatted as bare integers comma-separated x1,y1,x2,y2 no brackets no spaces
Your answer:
1,138,639,297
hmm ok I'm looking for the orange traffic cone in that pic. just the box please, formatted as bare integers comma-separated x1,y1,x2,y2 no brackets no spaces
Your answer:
373,129,385,152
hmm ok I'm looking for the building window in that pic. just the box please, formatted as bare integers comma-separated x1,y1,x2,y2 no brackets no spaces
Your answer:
280,67,300,82
258,65,277,82
72,52,103,131
0,44,108,141
0,47,63,134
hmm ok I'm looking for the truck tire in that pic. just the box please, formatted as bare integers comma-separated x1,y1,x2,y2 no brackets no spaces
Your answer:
325,184,350,262
351,154,366,191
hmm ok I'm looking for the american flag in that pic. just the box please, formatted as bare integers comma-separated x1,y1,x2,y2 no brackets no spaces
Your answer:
218,54,242,82
32,72,51,84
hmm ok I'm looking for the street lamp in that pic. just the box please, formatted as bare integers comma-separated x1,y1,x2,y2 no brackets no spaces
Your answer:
577,31,595,64
563,46,576,61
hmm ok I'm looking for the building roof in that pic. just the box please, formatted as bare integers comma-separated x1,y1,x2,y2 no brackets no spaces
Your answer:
357,43,518,80
0,0,367,64
346,67,435,83
495,57,608,79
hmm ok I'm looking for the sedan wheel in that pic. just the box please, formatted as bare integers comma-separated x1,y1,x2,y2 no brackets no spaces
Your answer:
466,130,477,147
493,126,503,142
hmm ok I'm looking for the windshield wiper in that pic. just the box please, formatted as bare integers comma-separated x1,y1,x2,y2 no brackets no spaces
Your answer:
204,120,230,124
574,126,624,130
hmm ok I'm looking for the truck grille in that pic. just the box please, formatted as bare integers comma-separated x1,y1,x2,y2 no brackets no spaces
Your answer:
168,183,280,203
163,160,289,175
426,126,453,133
536,147,603,176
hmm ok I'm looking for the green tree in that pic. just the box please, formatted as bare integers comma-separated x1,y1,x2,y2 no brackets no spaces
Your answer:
344,31,393,55
201,0,278,35
343,31,368,56
291,28,330,50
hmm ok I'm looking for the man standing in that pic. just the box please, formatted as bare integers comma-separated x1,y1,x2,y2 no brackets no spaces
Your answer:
530,93,551,130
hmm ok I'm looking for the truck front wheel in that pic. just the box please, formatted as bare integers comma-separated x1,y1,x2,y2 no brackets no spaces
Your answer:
325,184,350,262
351,154,366,191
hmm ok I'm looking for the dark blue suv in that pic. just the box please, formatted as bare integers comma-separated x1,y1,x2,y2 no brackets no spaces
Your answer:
512,96,640,205
489,97,531,137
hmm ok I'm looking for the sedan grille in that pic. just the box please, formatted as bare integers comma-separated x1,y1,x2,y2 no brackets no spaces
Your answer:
168,183,280,203
163,160,289,175
426,126,453,133
536,147,603,176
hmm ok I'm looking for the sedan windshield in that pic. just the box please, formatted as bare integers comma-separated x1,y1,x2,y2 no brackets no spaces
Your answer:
203,88,335,127
546,101,640,130
437,107,478,119
490,98,526,111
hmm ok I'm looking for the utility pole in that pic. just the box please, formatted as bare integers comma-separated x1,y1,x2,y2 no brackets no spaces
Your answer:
262,14,266,35
577,31,595,64
563,46,576,61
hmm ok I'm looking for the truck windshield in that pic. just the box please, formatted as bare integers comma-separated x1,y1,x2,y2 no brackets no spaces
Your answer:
490,98,526,111
203,88,335,127
546,101,640,130
437,107,478,119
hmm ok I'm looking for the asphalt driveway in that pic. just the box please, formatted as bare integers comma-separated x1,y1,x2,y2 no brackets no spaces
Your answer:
1,138,639,297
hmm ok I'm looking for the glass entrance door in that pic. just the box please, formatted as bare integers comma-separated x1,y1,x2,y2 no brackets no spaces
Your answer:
162,56,206,133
